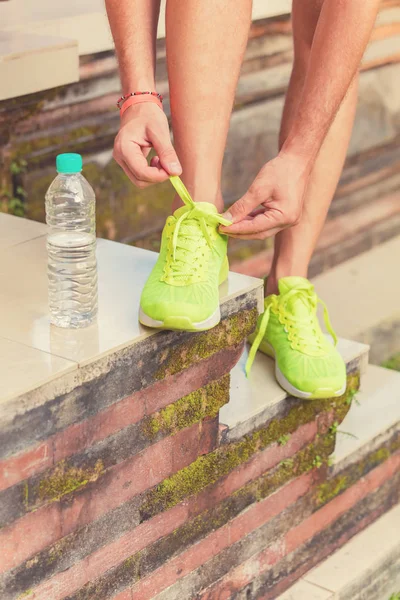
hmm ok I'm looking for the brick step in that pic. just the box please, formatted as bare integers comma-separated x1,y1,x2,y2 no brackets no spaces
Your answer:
150,342,400,600
277,502,400,600
200,357,400,600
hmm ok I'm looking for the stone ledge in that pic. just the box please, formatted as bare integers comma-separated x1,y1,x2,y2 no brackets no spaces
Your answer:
220,337,369,442
0,215,263,427
0,31,78,101
0,0,292,60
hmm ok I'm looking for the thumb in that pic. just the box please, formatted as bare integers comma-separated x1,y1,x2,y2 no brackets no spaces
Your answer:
221,186,266,224
151,130,182,176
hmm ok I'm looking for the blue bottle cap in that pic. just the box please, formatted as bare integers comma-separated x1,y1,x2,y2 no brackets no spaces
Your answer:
56,153,83,173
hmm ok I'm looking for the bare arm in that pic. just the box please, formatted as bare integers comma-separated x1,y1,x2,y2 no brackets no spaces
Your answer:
223,0,381,236
105,0,181,187
282,0,380,165
105,0,161,91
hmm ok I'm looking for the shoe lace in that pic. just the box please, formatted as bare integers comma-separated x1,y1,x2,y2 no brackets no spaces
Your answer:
245,282,338,377
167,176,231,279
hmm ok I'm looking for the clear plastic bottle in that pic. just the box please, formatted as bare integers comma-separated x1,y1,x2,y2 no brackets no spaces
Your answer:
45,153,98,328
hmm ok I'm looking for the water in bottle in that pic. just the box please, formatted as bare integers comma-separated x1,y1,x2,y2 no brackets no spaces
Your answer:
45,153,98,328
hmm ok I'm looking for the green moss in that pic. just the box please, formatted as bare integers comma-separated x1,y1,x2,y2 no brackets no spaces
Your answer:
142,375,229,439
156,308,258,380
317,475,350,505
316,443,392,506
35,460,104,504
139,380,358,521
17,591,33,599
278,434,291,446
14,125,105,159
382,353,400,372
123,436,334,592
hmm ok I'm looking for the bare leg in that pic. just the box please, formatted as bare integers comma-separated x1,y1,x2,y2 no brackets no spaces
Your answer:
166,0,252,211
267,0,359,295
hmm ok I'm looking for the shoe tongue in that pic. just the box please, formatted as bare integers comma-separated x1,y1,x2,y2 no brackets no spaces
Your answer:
277,277,313,319
278,276,310,294
173,202,218,220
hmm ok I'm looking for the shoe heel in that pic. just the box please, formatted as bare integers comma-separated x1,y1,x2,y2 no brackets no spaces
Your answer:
218,256,229,285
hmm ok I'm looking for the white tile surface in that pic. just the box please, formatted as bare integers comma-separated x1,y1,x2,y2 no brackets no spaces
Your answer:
0,213,47,249
304,503,400,593
333,364,400,464
0,216,263,403
277,580,332,600
0,337,76,404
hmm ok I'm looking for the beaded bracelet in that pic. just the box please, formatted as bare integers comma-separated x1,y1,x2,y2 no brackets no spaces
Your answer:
117,91,163,110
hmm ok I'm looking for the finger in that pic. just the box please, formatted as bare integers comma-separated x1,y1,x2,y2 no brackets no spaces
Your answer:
221,184,272,224
119,160,152,189
119,158,167,189
223,227,283,240
150,129,182,176
121,142,170,184
220,211,282,235
150,156,161,169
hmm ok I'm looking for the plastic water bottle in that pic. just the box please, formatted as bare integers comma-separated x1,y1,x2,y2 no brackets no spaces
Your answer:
45,153,98,328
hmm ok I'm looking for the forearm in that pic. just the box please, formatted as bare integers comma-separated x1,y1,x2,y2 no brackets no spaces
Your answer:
105,0,161,92
282,0,380,165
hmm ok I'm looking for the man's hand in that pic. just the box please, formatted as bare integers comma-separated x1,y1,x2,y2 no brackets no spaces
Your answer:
113,103,182,189
220,153,310,239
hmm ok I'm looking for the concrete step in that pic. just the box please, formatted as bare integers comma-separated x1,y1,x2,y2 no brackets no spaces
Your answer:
313,234,400,364
220,338,369,441
332,364,400,472
277,502,400,600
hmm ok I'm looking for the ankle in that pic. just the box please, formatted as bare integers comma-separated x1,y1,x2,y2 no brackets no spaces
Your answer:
265,276,278,297
266,266,309,297
171,178,224,213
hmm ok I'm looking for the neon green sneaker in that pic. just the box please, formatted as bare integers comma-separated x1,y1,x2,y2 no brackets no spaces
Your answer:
139,176,231,331
246,277,346,399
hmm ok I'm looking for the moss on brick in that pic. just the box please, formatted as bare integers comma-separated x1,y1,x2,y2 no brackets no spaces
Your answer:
156,308,259,380
34,460,104,504
316,442,394,506
142,375,230,440
71,435,336,600
139,375,358,521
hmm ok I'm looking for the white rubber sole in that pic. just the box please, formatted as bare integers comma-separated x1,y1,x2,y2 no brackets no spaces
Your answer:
262,341,347,400
139,306,221,332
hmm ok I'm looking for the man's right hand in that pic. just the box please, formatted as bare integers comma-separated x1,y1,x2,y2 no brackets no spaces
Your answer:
113,102,182,189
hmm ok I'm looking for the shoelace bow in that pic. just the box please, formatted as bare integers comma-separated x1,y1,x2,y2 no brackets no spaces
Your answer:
245,283,338,377
168,176,231,275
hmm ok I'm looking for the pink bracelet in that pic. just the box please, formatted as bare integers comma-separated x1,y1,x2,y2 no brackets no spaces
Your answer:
117,91,163,109
119,94,164,118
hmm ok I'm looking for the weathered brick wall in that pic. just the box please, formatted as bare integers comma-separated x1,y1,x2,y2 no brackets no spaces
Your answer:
1,290,399,598
1,1,400,272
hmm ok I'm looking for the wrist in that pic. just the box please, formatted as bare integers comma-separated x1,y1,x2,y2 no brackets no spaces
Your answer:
120,101,164,125
277,146,314,177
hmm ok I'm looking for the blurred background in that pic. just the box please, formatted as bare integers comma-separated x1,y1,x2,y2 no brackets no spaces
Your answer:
1,0,400,363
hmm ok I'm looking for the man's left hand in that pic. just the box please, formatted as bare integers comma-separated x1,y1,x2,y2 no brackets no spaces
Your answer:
220,153,311,240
